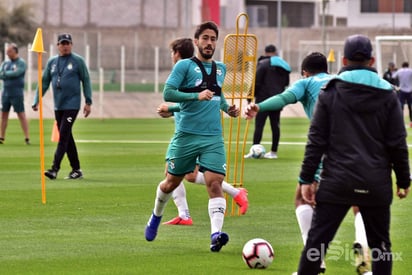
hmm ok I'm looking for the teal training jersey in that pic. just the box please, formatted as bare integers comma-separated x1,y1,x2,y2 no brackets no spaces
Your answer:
0,57,26,97
258,72,332,119
288,72,332,119
164,58,227,135
33,52,92,110
338,69,393,90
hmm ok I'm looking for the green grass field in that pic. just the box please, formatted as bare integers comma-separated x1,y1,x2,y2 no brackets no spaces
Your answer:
1,117,411,274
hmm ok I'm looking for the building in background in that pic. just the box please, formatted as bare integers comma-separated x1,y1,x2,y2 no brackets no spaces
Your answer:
246,0,412,28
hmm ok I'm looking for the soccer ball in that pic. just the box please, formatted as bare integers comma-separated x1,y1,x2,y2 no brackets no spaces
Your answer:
249,144,266,159
242,238,274,269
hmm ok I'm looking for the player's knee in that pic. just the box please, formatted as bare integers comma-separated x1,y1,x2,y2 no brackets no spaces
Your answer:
161,178,182,193
184,172,196,183
206,179,224,197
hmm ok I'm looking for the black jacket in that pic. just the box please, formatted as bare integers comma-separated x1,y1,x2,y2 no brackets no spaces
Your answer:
254,56,290,103
299,66,410,206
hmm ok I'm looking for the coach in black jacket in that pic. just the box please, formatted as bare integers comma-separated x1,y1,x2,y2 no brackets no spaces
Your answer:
296,35,410,275
247,45,290,159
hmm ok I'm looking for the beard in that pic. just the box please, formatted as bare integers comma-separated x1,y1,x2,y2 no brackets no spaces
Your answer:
198,46,215,60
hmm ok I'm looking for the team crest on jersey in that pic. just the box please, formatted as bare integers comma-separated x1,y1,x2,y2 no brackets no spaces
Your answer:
217,68,222,76
194,67,201,73
195,79,202,86
67,63,73,70
51,64,56,73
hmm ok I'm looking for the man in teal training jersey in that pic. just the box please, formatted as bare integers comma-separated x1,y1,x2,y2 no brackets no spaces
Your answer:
0,43,30,144
145,21,240,252
158,38,248,226
33,33,92,180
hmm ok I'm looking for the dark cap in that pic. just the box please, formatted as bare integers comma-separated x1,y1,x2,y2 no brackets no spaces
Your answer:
58,33,72,44
343,34,372,61
265,44,276,53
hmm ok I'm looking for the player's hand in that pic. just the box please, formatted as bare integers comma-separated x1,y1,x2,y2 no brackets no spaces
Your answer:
198,89,214,101
397,186,409,199
227,105,240,117
244,103,259,120
32,104,38,111
83,104,91,118
157,103,173,118
301,183,316,206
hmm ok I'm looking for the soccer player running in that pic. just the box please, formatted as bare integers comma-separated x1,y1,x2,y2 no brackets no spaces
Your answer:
245,52,371,274
297,34,410,275
145,21,240,252
157,38,248,226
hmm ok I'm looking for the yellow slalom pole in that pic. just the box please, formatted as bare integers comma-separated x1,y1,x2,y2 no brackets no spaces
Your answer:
31,28,46,204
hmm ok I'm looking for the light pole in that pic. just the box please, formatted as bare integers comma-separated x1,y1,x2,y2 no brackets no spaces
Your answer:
277,0,282,56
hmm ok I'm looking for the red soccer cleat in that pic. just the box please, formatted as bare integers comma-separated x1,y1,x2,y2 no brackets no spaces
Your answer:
234,188,249,215
162,216,193,225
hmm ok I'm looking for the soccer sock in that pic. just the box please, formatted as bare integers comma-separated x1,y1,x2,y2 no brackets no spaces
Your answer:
194,172,206,185
153,183,172,217
295,204,314,244
208,197,226,234
172,182,191,219
355,212,368,248
222,181,239,198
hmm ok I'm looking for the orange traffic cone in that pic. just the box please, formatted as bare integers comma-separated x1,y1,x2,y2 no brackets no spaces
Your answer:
51,121,60,142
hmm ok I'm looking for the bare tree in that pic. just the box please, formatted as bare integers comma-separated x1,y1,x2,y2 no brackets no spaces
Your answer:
0,2,36,60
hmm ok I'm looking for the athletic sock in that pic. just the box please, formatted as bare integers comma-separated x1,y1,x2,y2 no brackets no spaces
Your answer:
194,172,206,185
172,182,191,219
355,212,368,248
208,197,226,234
153,183,172,217
222,181,239,197
295,204,314,244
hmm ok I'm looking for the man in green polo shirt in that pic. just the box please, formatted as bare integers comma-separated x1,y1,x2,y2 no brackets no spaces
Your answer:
0,43,30,144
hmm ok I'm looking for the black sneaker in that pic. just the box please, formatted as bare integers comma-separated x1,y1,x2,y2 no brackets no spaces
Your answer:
25,138,30,145
0,138,4,144
45,169,57,180
65,169,83,180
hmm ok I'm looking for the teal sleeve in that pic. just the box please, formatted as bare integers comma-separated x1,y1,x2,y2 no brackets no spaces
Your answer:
257,90,297,112
168,104,180,112
220,94,229,113
77,55,93,105
163,83,199,102
0,62,5,79
3,60,26,78
33,60,52,106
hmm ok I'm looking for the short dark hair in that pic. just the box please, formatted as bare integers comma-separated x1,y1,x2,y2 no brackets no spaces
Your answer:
301,52,328,75
194,21,219,40
402,62,409,68
265,44,276,53
8,43,18,53
169,38,194,59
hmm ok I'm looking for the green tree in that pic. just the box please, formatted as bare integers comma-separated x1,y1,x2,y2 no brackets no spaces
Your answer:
0,3,36,60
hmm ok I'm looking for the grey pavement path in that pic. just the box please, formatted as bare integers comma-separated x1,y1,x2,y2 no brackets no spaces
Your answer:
13,91,306,120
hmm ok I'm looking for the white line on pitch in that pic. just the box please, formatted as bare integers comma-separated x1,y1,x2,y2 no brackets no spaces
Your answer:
76,139,412,148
